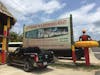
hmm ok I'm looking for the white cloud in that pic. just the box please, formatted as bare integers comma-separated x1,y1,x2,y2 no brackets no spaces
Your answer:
43,1,66,14
88,7,100,23
0,0,66,34
1,0,100,40
10,22,23,34
0,0,65,15
60,3,96,25
59,3,100,40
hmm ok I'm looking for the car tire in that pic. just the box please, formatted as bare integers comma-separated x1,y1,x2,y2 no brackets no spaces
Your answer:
43,65,48,68
7,62,12,66
24,62,32,72
39,65,48,69
7,57,12,66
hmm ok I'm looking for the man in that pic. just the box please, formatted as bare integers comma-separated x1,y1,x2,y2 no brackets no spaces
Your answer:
79,29,92,41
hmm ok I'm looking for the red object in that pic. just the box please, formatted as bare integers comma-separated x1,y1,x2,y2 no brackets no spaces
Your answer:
34,55,38,62
84,47,90,66
1,50,6,64
72,51,76,63
7,28,10,36
80,35,90,41
72,45,76,63
4,31,7,36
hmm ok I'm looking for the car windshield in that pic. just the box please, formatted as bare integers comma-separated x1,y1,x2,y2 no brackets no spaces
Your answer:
24,47,41,54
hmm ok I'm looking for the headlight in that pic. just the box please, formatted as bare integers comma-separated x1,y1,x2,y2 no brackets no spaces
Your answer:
51,51,54,54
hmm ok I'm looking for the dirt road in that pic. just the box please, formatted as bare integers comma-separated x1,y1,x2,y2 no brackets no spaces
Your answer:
0,48,100,75
0,64,95,75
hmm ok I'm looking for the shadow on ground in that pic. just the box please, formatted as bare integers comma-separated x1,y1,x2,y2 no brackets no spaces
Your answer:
10,65,53,74
31,67,53,74
50,62,100,71
58,57,85,61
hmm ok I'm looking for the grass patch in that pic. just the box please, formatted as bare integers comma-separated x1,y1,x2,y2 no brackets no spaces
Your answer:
50,62,100,71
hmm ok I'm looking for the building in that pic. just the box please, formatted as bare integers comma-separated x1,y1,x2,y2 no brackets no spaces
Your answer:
0,2,16,64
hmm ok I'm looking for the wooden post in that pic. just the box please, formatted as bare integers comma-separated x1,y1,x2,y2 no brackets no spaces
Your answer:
70,15,76,63
0,20,1,63
7,17,10,36
7,17,10,52
1,25,7,64
70,14,74,45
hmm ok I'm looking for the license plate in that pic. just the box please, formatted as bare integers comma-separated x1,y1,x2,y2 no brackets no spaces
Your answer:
43,62,47,65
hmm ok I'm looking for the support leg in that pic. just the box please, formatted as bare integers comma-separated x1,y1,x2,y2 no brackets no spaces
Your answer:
72,45,76,63
1,50,6,64
84,47,90,66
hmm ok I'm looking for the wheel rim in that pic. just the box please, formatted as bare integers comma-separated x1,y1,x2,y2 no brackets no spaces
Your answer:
24,62,30,71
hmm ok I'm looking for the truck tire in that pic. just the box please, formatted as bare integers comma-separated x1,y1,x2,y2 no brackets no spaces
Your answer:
24,62,32,72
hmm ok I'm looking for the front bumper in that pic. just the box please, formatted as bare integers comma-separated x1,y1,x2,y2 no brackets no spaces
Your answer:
33,60,54,67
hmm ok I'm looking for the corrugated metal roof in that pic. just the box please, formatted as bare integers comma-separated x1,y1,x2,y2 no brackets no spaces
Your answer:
0,1,15,19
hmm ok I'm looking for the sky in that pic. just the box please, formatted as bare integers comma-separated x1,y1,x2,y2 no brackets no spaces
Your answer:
0,0,100,41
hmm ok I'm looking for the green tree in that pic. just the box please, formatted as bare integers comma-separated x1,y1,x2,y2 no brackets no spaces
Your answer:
9,32,23,42
18,34,23,42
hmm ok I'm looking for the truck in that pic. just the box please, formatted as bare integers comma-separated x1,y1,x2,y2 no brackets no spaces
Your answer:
7,47,54,72
23,15,84,59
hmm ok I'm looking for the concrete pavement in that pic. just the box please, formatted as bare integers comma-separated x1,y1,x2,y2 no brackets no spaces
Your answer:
92,47,100,60
91,47,100,75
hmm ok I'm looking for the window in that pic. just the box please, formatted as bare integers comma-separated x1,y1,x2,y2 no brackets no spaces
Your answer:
39,27,68,38
38,29,44,38
31,30,38,38
8,44,22,47
25,27,68,38
25,30,38,38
